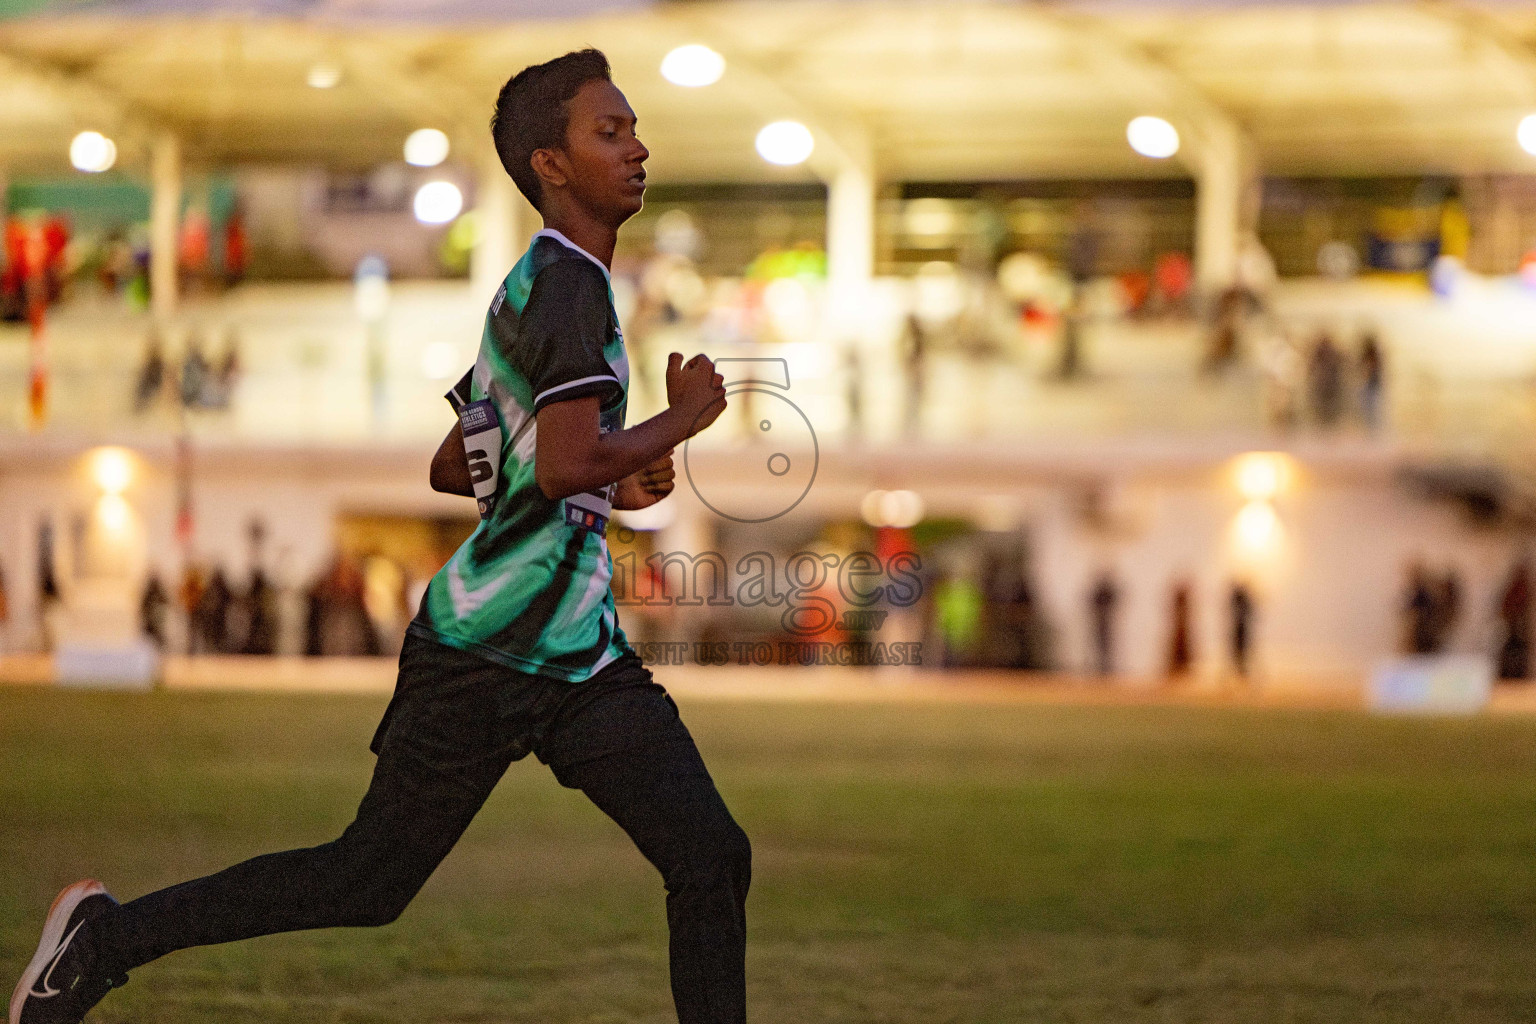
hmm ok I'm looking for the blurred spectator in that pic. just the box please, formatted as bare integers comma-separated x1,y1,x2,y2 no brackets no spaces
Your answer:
1089,571,1119,676
40,215,68,304
1167,579,1194,677
984,552,1052,670
1403,562,1439,655
903,313,928,437
1434,568,1462,652
194,568,233,654
1203,287,1246,372
306,555,382,657
1307,331,1346,428
1066,202,1099,285
1,218,26,321
133,330,166,414
180,331,211,409
1151,251,1193,313
1230,581,1255,678
1497,560,1531,681
1056,301,1083,381
223,206,248,287
178,563,206,654
241,520,276,656
1260,331,1304,431
1358,330,1385,430
140,573,169,651
208,328,242,410
179,202,211,292
99,230,134,294
37,521,60,653
933,565,984,668
842,344,863,438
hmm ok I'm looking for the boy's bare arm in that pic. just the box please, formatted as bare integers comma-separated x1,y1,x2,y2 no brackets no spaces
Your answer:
430,420,474,496
535,352,724,502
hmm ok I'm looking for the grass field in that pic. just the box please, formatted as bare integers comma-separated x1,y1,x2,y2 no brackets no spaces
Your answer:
2,684,1535,1023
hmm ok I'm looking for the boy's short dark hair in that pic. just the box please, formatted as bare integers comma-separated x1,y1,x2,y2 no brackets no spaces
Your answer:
491,48,613,211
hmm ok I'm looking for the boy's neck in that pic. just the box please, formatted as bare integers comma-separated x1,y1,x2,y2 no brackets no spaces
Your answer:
538,214,617,269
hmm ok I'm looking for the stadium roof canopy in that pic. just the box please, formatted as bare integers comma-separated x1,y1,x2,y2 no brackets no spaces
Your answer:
5,0,1536,184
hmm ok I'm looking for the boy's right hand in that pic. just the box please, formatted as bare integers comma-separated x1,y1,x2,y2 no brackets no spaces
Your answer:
666,352,727,437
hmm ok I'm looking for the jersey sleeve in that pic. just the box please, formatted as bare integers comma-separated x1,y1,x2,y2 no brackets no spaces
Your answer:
517,258,622,414
444,368,474,413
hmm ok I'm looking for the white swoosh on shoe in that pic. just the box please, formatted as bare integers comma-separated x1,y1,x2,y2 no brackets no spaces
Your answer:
9,880,105,1024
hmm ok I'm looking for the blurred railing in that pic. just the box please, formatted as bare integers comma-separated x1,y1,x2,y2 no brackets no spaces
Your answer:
1,283,1533,460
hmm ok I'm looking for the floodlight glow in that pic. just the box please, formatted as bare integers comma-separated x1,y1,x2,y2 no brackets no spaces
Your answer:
755,121,814,166
1127,116,1179,159
661,44,725,87
1519,114,1536,155
307,63,342,89
404,128,450,167
89,446,134,494
881,489,925,529
1233,451,1290,502
413,181,463,225
70,131,116,173
1234,500,1281,553
861,488,924,528
97,494,131,533
860,490,887,527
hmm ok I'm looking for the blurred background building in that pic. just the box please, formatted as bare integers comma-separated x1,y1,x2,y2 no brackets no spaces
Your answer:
2,0,1536,689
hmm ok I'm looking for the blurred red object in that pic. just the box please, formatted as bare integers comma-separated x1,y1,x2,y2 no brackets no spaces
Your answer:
1118,270,1151,312
1154,252,1193,301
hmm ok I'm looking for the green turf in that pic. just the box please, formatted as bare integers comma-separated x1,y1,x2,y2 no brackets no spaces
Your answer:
3,685,1535,1023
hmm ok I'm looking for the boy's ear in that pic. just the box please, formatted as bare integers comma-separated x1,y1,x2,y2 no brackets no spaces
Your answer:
530,148,569,192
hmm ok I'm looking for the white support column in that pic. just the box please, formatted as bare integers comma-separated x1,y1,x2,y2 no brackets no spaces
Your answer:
1194,120,1254,298
472,147,537,304
826,159,875,335
150,132,181,322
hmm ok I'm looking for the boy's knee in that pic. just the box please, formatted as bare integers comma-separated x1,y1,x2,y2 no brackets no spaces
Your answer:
672,817,751,890
721,821,752,878
343,883,418,928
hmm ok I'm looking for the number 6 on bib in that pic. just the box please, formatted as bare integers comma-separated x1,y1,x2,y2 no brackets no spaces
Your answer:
458,398,503,519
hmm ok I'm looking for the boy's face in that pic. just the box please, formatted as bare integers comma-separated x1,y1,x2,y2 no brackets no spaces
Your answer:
551,78,649,225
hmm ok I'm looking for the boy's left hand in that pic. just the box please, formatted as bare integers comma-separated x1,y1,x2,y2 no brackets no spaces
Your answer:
614,450,675,510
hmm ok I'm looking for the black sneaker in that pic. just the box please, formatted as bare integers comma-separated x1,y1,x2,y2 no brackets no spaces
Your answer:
9,880,127,1024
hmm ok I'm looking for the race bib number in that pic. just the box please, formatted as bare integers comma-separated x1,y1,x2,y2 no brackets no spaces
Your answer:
458,399,503,519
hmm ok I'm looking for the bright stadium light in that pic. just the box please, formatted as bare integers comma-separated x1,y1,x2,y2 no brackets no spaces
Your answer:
413,181,463,225
1233,451,1291,502
1234,500,1281,553
70,131,116,173
307,62,342,89
1519,114,1536,155
89,446,134,494
756,121,814,166
1127,116,1180,159
661,44,725,87
404,128,450,167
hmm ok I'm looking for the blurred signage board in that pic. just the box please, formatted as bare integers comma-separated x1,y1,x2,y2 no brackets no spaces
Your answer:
55,642,158,691
1368,655,1492,714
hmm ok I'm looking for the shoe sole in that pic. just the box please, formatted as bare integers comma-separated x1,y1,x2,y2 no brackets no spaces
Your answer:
9,880,107,1024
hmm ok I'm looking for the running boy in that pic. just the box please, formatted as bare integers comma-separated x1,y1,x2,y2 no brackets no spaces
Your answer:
11,49,748,1024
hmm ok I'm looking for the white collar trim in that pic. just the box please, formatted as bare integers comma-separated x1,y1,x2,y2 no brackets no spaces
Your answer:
533,228,611,280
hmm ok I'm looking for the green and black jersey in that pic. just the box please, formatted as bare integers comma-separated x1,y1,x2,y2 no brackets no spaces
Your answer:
410,229,633,682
